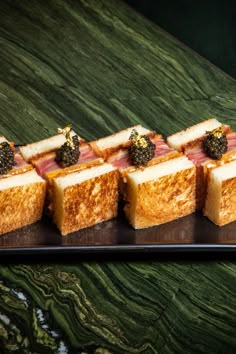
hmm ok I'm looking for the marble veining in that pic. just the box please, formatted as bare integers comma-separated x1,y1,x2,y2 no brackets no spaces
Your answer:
0,0,236,352
1,262,236,353
0,0,236,142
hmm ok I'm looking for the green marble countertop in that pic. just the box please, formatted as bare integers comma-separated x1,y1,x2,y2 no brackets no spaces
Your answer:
0,0,236,352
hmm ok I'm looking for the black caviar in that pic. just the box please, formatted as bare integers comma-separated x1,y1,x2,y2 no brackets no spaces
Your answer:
55,135,80,167
0,141,15,175
202,127,228,160
128,129,155,166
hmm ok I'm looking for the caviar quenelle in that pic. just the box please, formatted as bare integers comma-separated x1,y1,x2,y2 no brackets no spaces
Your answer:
128,129,155,166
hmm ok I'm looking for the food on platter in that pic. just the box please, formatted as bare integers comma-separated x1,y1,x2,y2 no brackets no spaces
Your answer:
167,119,236,209
1,118,236,237
124,156,196,229
52,163,119,235
204,160,236,226
0,137,46,235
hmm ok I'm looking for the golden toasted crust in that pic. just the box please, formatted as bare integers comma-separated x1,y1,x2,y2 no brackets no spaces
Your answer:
42,157,104,215
0,181,46,235
53,169,119,235
124,166,196,229
120,150,183,200
194,165,206,210
217,178,236,225
204,175,236,226
198,147,236,210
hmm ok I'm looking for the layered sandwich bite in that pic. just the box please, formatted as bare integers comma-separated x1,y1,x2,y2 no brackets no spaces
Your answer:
20,126,104,214
167,118,235,209
91,126,191,229
19,125,119,235
2,118,236,237
95,127,182,200
0,137,46,235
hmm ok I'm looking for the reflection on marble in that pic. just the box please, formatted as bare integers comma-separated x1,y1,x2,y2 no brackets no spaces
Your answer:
1,0,236,352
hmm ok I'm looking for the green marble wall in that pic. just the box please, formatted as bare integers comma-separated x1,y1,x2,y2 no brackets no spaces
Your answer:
1,0,236,144
1,262,236,353
0,0,236,353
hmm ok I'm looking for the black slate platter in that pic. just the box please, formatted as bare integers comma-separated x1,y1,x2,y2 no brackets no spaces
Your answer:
1,209,236,257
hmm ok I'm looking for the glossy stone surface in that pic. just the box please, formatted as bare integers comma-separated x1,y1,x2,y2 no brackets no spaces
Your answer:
0,0,236,352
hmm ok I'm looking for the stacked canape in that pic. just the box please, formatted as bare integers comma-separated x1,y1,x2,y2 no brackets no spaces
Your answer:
167,118,236,226
0,135,46,235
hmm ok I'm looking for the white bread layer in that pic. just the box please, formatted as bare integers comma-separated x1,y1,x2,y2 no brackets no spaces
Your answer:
211,160,236,181
127,156,194,185
93,125,151,151
167,118,222,150
0,169,45,190
54,163,116,189
20,130,79,162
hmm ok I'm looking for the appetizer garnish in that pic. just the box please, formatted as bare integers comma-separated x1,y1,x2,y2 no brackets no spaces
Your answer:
202,127,227,160
128,129,155,166
55,125,80,167
0,141,15,175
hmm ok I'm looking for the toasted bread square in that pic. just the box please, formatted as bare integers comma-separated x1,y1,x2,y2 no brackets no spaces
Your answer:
204,160,236,226
124,156,196,229
52,163,119,235
32,143,105,215
0,169,46,235
185,131,236,210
